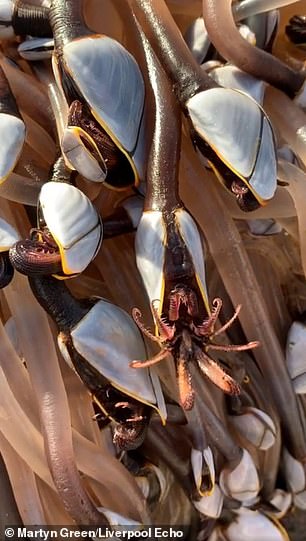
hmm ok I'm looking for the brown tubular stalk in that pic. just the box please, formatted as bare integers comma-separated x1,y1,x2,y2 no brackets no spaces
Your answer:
137,20,181,212
129,0,216,104
179,134,306,464
202,0,305,97
4,273,105,525
49,0,88,49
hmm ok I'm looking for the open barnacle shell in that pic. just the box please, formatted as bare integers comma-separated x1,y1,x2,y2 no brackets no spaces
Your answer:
61,125,107,183
59,299,167,424
53,35,145,187
228,406,277,450
219,449,260,503
135,208,210,316
186,87,277,208
286,321,306,394
38,181,102,276
191,446,215,498
0,0,14,39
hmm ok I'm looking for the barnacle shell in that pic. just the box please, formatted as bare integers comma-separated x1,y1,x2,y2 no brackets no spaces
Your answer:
186,87,277,203
193,483,224,518
135,208,209,315
0,217,19,251
39,181,102,275
219,449,260,502
0,114,25,185
286,321,306,394
61,36,144,153
68,299,167,422
229,406,277,450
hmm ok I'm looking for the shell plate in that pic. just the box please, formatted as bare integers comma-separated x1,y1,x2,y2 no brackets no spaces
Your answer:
0,217,19,251
136,209,209,314
186,87,277,202
39,182,102,275
70,299,166,421
0,113,25,183
62,36,145,154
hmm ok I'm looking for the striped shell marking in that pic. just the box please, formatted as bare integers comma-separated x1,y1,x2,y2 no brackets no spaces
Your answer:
0,0,14,39
0,114,25,184
0,217,19,251
186,87,277,202
70,299,166,421
39,182,102,275
62,36,145,153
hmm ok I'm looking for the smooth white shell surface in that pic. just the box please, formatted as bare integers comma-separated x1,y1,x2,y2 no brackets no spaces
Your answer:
63,36,144,153
61,127,107,183
225,509,289,541
0,114,25,183
270,489,292,518
71,299,166,419
39,182,102,274
97,508,141,527
210,65,266,105
0,217,19,250
229,406,276,450
219,449,260,502
184,17,210,64
286,322,306,392
193,484,223,518
135,211,165,305
187,88,261,177
18,38,54,60
187,88,277,200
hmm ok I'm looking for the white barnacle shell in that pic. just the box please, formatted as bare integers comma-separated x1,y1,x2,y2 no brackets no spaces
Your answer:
193,483,224,518
184,17,210,65
282,448,306,509
68,299,167,422
220,508,289,541
191,446,215,497
18,37,54,60
286,321,306,394
61,126,107,183
269,489,292,519
0,217,19,251
0,0,14,39
219,449,260,503
186,87,277,204
228,406,277,450
135,208,209,315
209,65,266,105
0,113,26,184
61,35,144,156
39,182,102,275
